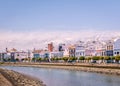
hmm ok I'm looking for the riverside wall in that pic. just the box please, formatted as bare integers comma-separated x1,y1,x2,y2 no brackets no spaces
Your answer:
0,68,46,86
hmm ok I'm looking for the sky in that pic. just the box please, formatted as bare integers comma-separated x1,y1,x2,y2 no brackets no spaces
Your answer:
0,0,120,51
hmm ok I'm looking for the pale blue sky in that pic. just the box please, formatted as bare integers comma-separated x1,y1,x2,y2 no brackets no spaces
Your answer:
0,0,120,32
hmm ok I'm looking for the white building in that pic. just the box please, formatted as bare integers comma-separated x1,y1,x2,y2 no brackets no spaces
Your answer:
113,38,120,56
75,46,85,57
85,40,105,56
15,51,28,60
63,49,69,57
49,51,63,58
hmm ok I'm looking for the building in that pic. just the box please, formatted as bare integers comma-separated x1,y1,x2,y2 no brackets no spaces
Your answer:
33,49,49,58
0,52,10,61
85,41,96,56
113,38,120,56
63,47,69,57
33,49,42,58
95,41,106,56
10,48,17,61
48,42,54,52
15,51,28,60
49,51,63,58
105,40,114,56
75,45,85,57
68,45,75,57
85,40,106,56
58,43,65,51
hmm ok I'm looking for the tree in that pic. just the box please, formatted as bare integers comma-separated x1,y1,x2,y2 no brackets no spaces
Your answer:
32,58,36,62
62,57,69,62
115,56,120,62
55,57,59,61
104,56,110,60
24,58,28,62
21,58,25,62
7,58,11,62
111,56,115,60
15,58,19,62
50,58,55,61
79,56,85,60
85,57,91,63
43,57,49,62
36,58,42,62
99,56,104,63
79,56,85,63
92,56,99,60
99,56,104,60
58,58,62,60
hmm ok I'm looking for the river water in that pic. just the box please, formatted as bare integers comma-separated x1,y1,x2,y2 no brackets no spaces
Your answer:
1,66,120,86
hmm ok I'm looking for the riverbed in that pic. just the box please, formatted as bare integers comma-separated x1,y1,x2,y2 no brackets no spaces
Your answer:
1,66,120,86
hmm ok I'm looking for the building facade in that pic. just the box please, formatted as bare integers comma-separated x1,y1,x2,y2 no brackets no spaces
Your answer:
75,45,85,57
113,38,120,56
105,40,113,56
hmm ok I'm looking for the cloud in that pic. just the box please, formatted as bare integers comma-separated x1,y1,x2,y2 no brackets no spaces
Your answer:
0,30,120,51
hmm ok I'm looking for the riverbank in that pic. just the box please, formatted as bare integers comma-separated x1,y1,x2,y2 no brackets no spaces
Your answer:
1,63,120,75
1,62,120,76
0,68,46,86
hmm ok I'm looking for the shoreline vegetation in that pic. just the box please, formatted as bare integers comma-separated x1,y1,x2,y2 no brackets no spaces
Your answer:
0,67,46,86
1,62,120,75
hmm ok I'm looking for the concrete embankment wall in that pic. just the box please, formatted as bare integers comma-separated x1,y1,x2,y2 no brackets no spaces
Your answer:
0,68,46,86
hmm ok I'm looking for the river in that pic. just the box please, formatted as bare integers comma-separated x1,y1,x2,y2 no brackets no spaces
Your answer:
1,66,120,86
